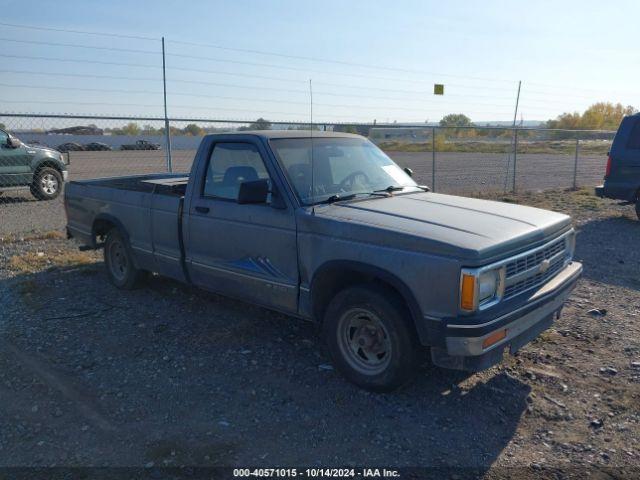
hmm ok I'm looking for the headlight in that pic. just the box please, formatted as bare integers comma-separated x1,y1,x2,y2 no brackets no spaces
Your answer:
460,266,505,312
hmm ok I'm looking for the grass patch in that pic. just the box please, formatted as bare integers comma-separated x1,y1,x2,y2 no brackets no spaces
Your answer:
0,230,66,244
9,250,97,274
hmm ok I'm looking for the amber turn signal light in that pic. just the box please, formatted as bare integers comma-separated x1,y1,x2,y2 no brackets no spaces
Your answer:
482,329,507,349
460,274,476,310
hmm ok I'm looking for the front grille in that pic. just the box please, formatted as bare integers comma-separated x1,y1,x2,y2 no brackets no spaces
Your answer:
502,236,568,300
505,238,565,277
504,259,564,299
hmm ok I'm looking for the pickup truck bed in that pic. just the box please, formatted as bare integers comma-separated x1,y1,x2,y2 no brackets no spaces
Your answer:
66,173,191,283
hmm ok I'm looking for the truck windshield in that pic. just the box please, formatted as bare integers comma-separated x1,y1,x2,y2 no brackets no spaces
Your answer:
270,137,419,205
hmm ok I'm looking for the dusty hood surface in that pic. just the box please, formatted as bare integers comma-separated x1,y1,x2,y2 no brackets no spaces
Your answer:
313,192,571,261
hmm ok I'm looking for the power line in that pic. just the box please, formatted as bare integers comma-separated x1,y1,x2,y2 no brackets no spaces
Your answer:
0,53,160,69
2,21,634,104
0,21,516,84
0,69,160,83
0,21,157,41
0,37,158,55
166,38,516,84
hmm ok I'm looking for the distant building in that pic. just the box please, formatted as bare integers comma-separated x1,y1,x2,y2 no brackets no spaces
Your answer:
47,125,104,135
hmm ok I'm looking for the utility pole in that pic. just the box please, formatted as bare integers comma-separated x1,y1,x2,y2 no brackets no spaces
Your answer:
162,37,172,173
504,80,522,193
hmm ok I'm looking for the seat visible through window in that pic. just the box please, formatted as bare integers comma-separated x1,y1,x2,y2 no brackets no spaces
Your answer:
203,143,270,200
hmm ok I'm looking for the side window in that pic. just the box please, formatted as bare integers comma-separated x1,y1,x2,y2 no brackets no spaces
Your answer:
626,120,640,149
0,130,8,146
203,142,270,200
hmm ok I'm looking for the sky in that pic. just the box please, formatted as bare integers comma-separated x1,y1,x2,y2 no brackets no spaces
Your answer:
0,0,638,125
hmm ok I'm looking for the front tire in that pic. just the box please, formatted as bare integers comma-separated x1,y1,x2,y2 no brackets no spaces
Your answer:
31,167,62,200
323,285,420,392
104,228,146,289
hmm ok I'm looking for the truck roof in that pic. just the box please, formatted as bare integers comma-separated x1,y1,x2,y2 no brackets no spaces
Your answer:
206,130,364,140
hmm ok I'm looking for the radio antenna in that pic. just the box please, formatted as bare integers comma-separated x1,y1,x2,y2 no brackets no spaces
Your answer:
309,78,315,213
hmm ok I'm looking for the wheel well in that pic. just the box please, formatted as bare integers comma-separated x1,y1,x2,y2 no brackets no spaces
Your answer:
310,264,421,328
34,161,63,176
92,218,117,245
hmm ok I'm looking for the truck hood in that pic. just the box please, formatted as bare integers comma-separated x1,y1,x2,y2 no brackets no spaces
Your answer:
312,192,572,262
25,144,62,157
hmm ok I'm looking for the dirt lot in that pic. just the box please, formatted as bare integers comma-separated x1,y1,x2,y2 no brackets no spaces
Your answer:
0,189,638,477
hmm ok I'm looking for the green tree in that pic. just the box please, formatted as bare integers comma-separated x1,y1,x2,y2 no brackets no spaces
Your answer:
546,102,637,131
439,113,473,127
116,122,141,136
183,123,205,136
0,123,5,130
249,118,272,130
141,124,161,135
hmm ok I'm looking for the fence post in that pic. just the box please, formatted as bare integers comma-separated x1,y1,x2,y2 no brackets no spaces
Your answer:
432,126,436,192
512,128,518,193
573,138,580,189
161,37,173,173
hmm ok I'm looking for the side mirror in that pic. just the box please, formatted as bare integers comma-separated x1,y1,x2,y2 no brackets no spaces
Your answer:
403,167,413,177
7,137,21,148
238,178,269,204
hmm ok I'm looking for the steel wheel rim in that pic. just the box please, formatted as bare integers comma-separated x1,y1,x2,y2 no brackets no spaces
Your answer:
41,173,58,195
337,307,392,375
107,239,128,281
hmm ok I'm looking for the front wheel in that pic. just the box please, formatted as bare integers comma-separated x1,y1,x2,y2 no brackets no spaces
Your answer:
104,228,146,289
31,167,62,200
323,285,420,392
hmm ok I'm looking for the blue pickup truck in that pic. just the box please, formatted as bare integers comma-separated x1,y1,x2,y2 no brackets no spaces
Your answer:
65,131,582,391
596,113,640,218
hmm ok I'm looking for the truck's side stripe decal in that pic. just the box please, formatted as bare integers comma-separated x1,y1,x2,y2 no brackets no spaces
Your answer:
190,260,296,290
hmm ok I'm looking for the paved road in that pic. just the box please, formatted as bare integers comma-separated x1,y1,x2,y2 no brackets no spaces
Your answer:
0,150,607,236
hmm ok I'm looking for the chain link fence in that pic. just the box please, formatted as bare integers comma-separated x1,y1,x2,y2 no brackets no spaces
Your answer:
0,113,615,236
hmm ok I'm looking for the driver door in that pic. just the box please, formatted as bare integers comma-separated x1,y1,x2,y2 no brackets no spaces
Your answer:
185,140,299,313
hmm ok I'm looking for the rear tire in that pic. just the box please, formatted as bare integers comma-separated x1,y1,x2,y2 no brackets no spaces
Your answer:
323,284,420,392
104,228,146,289
31,167,62,200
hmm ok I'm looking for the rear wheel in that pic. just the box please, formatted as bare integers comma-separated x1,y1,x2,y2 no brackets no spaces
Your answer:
31,167,62,200
323,284,420,392
104,228,146,289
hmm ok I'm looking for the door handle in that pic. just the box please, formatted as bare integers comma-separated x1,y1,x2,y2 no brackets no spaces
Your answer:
194,206,210,214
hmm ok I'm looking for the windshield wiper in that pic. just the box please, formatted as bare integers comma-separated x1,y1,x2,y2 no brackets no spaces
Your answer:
373,185,405,194
317,193,358,204
374,185,431,193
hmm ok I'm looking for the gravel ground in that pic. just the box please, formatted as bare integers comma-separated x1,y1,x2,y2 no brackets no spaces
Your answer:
0,189,638,477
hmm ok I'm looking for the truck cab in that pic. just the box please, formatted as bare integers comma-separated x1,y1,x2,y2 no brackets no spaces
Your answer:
0,128,69,200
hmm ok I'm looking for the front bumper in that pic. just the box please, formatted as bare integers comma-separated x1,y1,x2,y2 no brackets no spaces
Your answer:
431,261,582,371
